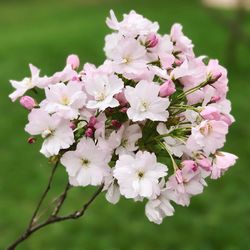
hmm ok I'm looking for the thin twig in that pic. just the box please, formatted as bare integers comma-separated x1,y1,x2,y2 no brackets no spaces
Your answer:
28,161,59,228
6,185,103,250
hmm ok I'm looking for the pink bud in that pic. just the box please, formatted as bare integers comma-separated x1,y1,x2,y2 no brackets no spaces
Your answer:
20,96,36,110
210,95,221,103
88,116,97,128
27,137,36,144
111,120,121,129
69,122,76,130
115,91,128,106
159,80,176,97
146,33,159,48
174,59,183,66
120,107,128,113
210,72,222,83
85,127,94,138
66,54,80,70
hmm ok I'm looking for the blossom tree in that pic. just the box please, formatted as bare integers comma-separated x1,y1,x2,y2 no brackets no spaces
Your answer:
6,10,237,249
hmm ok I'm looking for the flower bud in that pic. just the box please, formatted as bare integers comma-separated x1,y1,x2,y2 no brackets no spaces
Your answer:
69,122,76,130
111,120,121,129
115,91,128,106
120,107,128,113
146,33,159,48
210,72,222,84
85,127,94,137
88,116,97,128
66,54,80,70
20,96,36,110
27,137,36,144
159,80,176,97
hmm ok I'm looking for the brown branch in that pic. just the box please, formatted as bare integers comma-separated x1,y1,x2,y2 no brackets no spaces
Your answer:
6,184,103,250
28,161,59,228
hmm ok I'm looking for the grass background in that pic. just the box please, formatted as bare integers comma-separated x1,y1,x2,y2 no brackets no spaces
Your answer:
0,0,249,249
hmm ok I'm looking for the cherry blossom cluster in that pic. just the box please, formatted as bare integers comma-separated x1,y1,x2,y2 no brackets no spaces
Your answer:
9,10,237,224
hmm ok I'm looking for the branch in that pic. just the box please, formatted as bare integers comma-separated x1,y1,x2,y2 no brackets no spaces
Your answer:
6,184,103,250
28,161,59,228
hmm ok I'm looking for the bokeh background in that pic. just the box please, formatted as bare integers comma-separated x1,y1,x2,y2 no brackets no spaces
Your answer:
0,0,249,249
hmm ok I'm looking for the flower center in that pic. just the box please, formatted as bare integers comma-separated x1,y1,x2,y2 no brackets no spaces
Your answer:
81,158,90,167
25,78,33,87
200,123,213,136
139,100,149,112
137,171,144,179
95,92,106,101
41,129,53,139
61,96,70,105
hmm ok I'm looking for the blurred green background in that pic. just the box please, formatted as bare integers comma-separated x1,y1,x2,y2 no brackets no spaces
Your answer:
0,0,249,249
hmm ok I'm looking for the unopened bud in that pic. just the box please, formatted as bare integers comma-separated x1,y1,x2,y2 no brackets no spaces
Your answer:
20,96,36,110
85,127,94,137
66,54,80,70
111,120,121,129
146,33,159,48
27,137,36,144
159,80,176,97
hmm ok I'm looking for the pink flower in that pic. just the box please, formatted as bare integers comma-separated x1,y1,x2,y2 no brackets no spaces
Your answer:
106,10,159,36
66,54,80,69
61,138,111,187
19,96,36,110
25,109,74,157
186,120,228,155
170,23,194,58
166,160,206,206
211,151,238,179
159,80,176,97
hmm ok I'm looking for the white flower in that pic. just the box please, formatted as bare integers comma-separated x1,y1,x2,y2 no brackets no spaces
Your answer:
103,172,121,204
107,37,148,75
186,120,228,155
9,64,48,101
85,73,124,111
99,122,142,155
25,109,74,157
106,10,159,36
157,123,185,157
125,80,170,122
60,138,111,187
113,151,168,199
145,185,175,224
41,81,87,119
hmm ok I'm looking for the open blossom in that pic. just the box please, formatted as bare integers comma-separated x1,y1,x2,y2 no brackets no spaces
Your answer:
9,64,48,101
106,37,147,76
145,190,175,224
114,151,168,199
211,151,238,179
84,73,124,111
106,10,159,36
25,109,74,157
41,81,87,119
166,161,206,206
125,80,170,122
186,120,228,155
157,123,185,157
61,138,111,187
